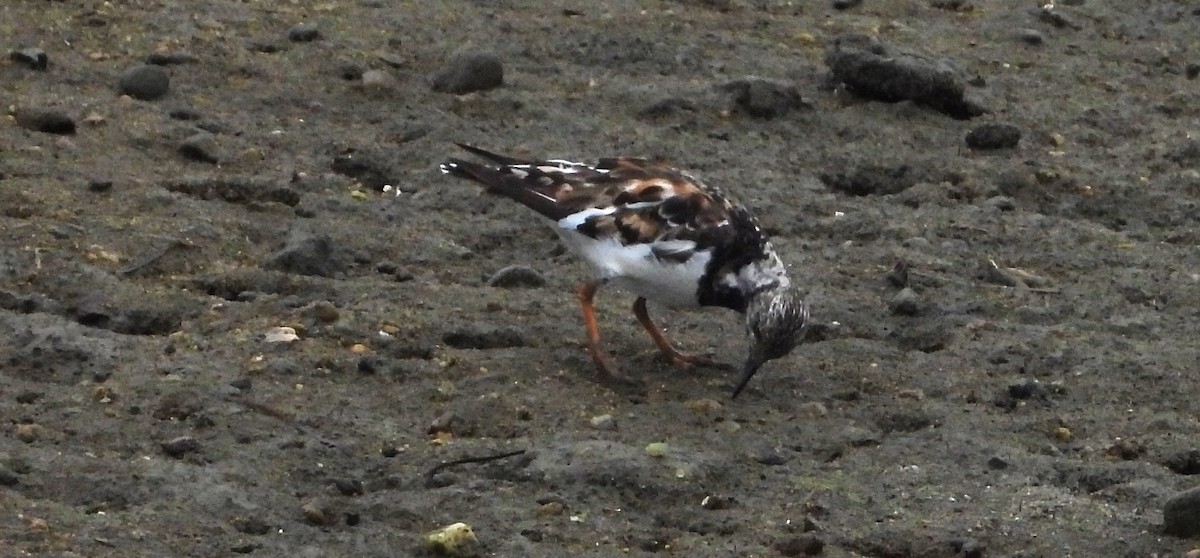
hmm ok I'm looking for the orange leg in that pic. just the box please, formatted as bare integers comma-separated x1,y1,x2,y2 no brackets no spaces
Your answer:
632,297,720,368
576,283,626,381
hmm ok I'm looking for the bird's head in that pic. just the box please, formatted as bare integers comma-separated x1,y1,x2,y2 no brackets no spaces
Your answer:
733,287,810,398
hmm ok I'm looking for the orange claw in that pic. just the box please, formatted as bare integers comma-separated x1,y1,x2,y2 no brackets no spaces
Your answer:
633,297,722,369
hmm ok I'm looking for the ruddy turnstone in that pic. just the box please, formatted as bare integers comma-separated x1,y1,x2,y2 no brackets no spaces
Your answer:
440,144,810,397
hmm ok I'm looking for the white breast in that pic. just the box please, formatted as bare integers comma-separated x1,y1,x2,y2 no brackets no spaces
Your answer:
553,228,710,308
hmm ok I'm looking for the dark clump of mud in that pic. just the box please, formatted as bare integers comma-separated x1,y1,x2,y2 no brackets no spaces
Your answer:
2,1,1199,556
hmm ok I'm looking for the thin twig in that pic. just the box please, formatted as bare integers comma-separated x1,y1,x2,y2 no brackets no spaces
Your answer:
426,450,528,480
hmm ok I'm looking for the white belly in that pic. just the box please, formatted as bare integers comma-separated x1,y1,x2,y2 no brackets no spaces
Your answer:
554,229,709,308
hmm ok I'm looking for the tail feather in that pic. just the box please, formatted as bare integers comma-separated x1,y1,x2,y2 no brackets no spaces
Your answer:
452,143,529,166
439,152,570,221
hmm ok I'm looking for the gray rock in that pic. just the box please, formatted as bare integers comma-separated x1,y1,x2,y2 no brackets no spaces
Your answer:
432,52,504,94
9,47,48,70
825,33,984,119
1016,28,1045,46
720,77,807,119
966,123,1022,149
1164,486,1200,537
14,108,76,134
831,0,861,9
161,436,200,457
178,132,221,164
264,229,347,277
360,69,396,91
487,265,547,288
890,287,920,316
288,23,321,42
119,64,170,100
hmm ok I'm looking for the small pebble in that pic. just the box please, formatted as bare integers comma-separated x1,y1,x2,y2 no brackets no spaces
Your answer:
1187,63,1200,80
288,23,321,42
754,452,787,466
88,178,114,193
118,64,170,100
179,132,221,164
986,456,1009,470
334,478,364,496
0,467,19,486
487,265,547,288
361,69,395,90
10,47,48,70
831,0,861,9
589,414,616,431
301,301,340,323
890,287,919,316
966,123,1021,149
161,436,200,457
15,424,39,443
535,501,565,518
431,52,504,94
263,326,300,343
645,442,669,458
1016,29,1045,46
301,499,336,526
231,516,272,535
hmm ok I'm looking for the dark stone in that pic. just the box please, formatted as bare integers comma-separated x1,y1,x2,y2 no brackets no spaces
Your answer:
0,467,19,486
819,163,918,196
1008,378,1047,400
357,356,380,374
885,260,909,288
432,52,504,94
288,23,321,42
146,52,197,65
161,436,200,457
637,97,697,119
443,323,527,349
832,0,861,9
179,132,221,164
986,456,1009,470
1187,63,1200,80
14,109,76,134
966,123,1022,149
264,229,347,277
88,178,114,193
168,108,202,121
10,47,48,70
776,534,824,556
825,33,985,119
231,516,272,535
720,78,808,118
1164,486,1200,537
1017,29,1045,46
754,452,788,466
334,478,364,496
1165,449,1200,475
230,377,252,391
119,64,170,100
487,265,547,288
330,150,394,190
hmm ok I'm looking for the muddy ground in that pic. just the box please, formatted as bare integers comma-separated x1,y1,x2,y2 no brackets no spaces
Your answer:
2,0,1199,556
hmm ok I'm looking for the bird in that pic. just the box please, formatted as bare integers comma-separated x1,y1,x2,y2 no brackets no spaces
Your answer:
439,144,810,397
